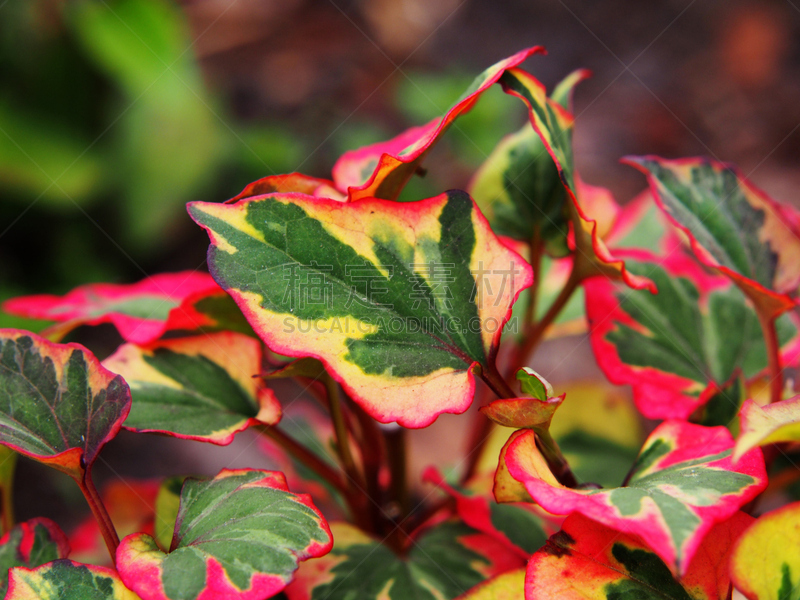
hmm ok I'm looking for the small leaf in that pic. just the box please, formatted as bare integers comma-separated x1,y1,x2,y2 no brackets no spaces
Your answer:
625,156,800,319
586,253,800,419
730,501,800,600
517,367,553,400
733,395,800,460
0,330,131,478
6,560,138,599
527,512,753,599
332,47,544,201
2,272,220,344
498,67,655,293
0,519,70,597
502,420,766,574
456,569,525,600
116,469,332,600
286,520,525,600
103,332,280,445
227,173,344,203
480,369,563,431
189,190,532,428
423,466,547,557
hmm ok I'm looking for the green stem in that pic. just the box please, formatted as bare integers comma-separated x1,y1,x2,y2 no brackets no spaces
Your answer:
536,430,578,488
756,311,783,404
0,451,17,534
77,469,119,565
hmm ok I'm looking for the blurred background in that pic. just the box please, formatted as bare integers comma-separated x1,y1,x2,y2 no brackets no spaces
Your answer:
2,0,800,528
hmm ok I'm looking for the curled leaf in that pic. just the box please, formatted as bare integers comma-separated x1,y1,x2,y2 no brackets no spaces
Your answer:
733,395,800,461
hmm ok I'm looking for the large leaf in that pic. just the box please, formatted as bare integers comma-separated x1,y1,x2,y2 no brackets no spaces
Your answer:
116,469,332,600
424,466,547,557
586,253,800,419
625,156,800,318
730,501,800,600
469,70,589,256
501,420,766,574
0,518,70,597
103,332,280,445
0,330,130,478
332,47,544,201
2,272,220,344
189,190,532,427
527,512,753,599
285,520,525,600
733,395,800,460
6,560,139,600
497,67,655,293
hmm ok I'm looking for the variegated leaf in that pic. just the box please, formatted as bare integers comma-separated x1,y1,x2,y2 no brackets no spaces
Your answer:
498,67,655,293
103,332,280,445
333,47,544,201
0,519,70,597
424,466,547,558
6,560,139,599
501,420,766,574
116,469,332,600
527,512,753,599
285,520,525,600
733,395,800,460
470,70,589,256
2,273,220,344
0,330,130,478
730,501,800,600
189,190,532,427
481,368,564,431
586,253,800,419
625,156,800,319
153,477,183,552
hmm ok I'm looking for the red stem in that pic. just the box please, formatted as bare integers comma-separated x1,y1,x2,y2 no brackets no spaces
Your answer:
76,468,119,565
756,311,783,404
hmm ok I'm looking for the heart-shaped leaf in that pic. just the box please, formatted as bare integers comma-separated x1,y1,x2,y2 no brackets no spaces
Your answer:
501,420,766,573
333,47,544,201
733,395,800,460
456,569,525,600
423,466,547,558
469,70,589,256
0,330,131,478
285,520,525,600
586,253,800,419
527,512,753,599
189,190,532,427
0,518,70,597
116,469,332,600
227,173,344,203
730,501,800,600
2,272,221,344
497,67,655,293
103,332,281,445
624,156,800,319
6,560,138,599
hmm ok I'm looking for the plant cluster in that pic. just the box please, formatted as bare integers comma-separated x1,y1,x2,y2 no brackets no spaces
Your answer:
1,46,800,599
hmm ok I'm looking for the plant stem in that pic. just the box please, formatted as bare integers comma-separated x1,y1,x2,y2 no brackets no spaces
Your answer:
523,232,544,338
324,379,361,484
386,427,408,520
536,430,578,488
756,311,783,404
77,469,119,565
258,425,347,496
481,364,516,399
508,259,584,376
349,401,386,533
0,451,17,534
